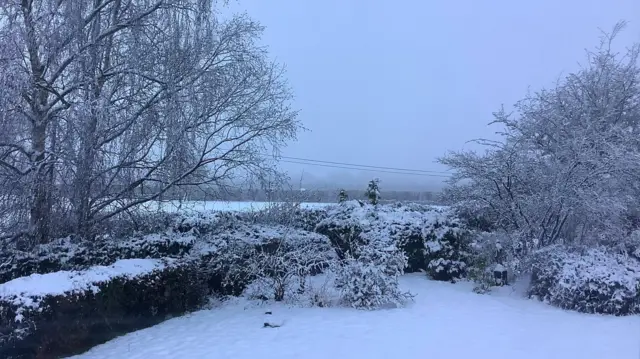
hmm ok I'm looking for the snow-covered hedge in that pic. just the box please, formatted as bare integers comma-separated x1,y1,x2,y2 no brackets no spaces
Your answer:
315,201,470,281
528,245,640,315
207,224,337,301
0,233,197,284
0,208,330,287
0,259,209,359
241,203,328,231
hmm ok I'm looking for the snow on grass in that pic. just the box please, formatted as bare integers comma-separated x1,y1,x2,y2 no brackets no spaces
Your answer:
0,259,165,321
69,275,640,359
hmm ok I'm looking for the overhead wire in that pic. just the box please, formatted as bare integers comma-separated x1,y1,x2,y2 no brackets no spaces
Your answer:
278,160,451,178
276,155,451,175
212,147,453,178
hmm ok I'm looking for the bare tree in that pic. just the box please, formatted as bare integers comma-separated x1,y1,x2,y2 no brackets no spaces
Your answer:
0,0,300,244
440,21,640,252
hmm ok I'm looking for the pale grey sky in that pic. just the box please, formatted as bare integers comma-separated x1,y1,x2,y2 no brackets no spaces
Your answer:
225,0,640,191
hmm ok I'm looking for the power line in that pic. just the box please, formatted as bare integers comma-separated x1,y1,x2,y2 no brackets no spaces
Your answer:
277,155,451,175
214,147,452,176
279,159,452,178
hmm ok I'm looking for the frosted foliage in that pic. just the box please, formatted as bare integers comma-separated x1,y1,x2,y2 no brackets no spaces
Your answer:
528,245,640,315
208,224,337,302
335,240,412,309
318,200,460,244
0,0,300,244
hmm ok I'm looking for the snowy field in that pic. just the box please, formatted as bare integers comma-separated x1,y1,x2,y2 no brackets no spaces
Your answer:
137,200,332,213
70,275,640,359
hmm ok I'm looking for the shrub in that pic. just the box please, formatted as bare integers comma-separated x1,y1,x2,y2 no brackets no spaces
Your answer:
466,232,519,293
527,245,640,315
423,223,471,282
316,201,470,279
206,224,336,301
335,240,413,309
0,259,209,359
315,204,367,260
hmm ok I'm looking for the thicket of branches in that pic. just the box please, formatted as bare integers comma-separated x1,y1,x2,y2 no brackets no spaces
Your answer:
0,0,300,245
440,22,640,254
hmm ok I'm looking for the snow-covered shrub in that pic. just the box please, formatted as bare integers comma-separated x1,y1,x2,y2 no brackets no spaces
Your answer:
0,259,209,359
335,240,413,309
613,229,640,261
315,201,369,260
423,223,471,282
300,275,338,307
527,245,640,315
169,210,246,235
393,228,425,273
207,224,337,301
467,232,519,293
317,201,471,279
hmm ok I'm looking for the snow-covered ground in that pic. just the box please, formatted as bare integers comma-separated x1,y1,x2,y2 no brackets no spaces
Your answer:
138,200,332,213
70,275,640,359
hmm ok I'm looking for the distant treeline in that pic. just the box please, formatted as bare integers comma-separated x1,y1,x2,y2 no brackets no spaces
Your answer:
149,186,441,204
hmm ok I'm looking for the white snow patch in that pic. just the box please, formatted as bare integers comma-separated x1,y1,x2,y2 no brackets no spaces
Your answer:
69,275,640,359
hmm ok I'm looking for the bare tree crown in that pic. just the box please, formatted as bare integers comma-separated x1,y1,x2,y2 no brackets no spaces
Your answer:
0,0,300,244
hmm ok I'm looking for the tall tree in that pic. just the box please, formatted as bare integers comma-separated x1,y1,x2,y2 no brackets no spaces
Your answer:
0,0,300,244
439,22,640,251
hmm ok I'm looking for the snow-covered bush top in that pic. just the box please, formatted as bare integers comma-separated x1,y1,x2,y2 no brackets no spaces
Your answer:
317,200,458,243
534,245,640,293
0,232,197,284
0,259,168,320
196,223,331,250
316,201,470,280
528,245,640,315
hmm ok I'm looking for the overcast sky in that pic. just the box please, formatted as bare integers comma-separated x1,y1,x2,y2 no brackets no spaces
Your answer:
225,0,640,191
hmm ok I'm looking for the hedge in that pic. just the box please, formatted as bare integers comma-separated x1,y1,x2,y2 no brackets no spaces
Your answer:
528,245,640,315
0,259,209,359
0,233,196,285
